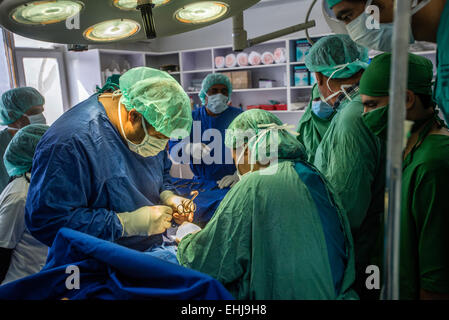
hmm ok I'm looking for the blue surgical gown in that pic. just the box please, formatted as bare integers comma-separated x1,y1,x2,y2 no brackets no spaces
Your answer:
0,129,13,193
25,94,175,250
169,106,242,181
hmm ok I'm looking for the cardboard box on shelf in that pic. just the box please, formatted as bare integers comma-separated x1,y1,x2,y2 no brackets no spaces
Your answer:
220,71,252,89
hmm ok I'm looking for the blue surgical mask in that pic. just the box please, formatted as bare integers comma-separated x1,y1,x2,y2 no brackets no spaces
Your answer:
312,100,334,119
26,113,47,125
207,93,229,114
118,102,168,157
346,0,425,52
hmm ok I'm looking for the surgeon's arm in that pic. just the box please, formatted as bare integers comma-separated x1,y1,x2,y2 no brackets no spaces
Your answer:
413,166,449,299
25,143,124,247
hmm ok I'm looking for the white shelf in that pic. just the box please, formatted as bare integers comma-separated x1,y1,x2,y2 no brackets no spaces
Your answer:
291,85,313,89
182,69,213,74
290,61,306,66
214,63,287,72
233,87,288,93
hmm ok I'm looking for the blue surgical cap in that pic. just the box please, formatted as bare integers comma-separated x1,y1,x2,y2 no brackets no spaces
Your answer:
199,73,233,105
4,124,49,177
0,87,45,125
305,34,369,79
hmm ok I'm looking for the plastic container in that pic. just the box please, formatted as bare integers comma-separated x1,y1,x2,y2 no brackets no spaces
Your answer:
274,104,288,110
296,40,311,63
294,66,309,87
260,104,275,111
309,71,317,85
246,105,260,110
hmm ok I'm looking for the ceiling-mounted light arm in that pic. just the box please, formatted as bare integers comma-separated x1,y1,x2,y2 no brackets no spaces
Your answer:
232,12,316,51
136,0,157,39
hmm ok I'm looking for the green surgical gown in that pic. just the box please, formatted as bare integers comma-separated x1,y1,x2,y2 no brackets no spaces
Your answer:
297,101,335,163
399,133,449,299
314,92,386,298
0,129,13,193
177,160,357,300
435,0,449,124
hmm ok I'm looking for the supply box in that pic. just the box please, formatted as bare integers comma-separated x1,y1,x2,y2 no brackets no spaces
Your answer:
221,71,252,89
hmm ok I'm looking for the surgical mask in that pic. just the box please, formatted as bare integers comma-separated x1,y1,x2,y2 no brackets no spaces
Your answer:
346,0,429,52
311,100,334,119
26,113,47,125
207,93,229,114
117,102,168,157
362,105,389,139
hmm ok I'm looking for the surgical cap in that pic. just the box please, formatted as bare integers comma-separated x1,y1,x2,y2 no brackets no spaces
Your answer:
0,87,45,125
97,74,121,94
327,0,343,8
359,53,434,97
199,73,233,105
119,67,192,139
305,34,369,79
4,124,49,177
225,109,306,161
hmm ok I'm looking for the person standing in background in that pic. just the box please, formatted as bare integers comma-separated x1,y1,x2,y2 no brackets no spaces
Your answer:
0,87,46,193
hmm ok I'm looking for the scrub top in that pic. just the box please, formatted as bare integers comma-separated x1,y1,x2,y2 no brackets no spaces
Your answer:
0,129,13,193
0,174,48,285
169,106,242,181
435,0,449,124
178,160,357,300
399,126,449,299
25,94,175,251
314,91,386,298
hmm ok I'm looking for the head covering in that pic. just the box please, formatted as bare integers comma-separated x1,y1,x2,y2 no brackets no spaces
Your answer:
305,34,369,79
0,87,45,125
359,52,434,97
97,74,121,94
199,73,233,105
4,124,49,177
225,109,306,161
119,67,192,139
327,0,343,8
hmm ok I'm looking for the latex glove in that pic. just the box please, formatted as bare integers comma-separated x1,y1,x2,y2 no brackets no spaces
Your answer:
160,190,195,224
217,171,240,189
117,206,173,237
187,143,211,160
175,222,202,244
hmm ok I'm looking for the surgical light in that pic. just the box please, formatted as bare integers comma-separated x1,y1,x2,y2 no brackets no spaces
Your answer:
11,0,83,25
175,1,229,24
84,19,140,42
113,0,171,11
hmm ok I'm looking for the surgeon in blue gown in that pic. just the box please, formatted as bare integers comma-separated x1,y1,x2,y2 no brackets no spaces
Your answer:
25,67,196,251
169,74,242,188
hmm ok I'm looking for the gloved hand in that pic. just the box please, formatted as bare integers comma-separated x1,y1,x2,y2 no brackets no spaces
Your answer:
160,191,195,224
217,171,240,189
187,142,211,160
117,206,173,237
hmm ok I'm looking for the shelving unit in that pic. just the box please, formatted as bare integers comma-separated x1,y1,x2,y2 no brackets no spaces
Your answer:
65,34,437,127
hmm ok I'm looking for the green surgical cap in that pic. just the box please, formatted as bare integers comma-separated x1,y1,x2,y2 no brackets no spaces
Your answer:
199,73,233,105
327,0,343,8
305,34,369,79
359,53,434,97
225,109,306,161
119,67,192,139
0,87,45,125
4,124,49,177
97,74,121,94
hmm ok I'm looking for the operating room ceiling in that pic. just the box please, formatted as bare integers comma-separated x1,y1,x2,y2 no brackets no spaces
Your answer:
0,0,261,44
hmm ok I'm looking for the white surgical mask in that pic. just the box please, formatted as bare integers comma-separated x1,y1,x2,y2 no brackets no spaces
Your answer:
346,0,428,52
117,102,168,157
207,93,229,114
26,113,47,125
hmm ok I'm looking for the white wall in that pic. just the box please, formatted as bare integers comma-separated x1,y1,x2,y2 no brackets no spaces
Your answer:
146,0,331,52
